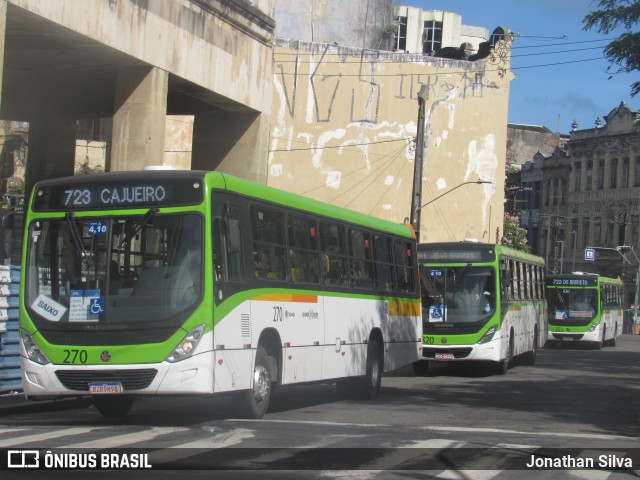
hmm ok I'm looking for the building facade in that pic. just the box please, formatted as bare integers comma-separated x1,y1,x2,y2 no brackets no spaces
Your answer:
519,102,640,308
393,6,488,56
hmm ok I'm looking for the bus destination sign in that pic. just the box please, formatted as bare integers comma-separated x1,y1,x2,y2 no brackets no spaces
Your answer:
33,179,204,211
546,276,598,287
417,248,495,263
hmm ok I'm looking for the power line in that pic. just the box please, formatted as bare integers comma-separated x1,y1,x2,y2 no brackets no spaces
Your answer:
299,142,411,195
269,137,411,152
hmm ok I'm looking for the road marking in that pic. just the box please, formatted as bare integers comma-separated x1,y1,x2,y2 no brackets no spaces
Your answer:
0,427,111,447
362,439,465,470
151,428,255,465
423,426,637,442
62,426,191,449
231,418,391,428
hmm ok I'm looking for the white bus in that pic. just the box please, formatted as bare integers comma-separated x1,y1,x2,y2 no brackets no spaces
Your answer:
417,242,546,375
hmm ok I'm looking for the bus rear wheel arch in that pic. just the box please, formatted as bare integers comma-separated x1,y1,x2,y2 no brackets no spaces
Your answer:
336,331,384,400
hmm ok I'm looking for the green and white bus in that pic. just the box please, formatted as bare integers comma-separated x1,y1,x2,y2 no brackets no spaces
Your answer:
417,242,546,375
19,170,421,417
546,273,623,349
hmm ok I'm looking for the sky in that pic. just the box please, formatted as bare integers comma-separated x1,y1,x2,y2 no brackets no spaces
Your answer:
403,0,637,133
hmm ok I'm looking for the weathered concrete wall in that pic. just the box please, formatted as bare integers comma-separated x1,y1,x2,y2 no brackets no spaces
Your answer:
269,38,513,243
6,0,275,115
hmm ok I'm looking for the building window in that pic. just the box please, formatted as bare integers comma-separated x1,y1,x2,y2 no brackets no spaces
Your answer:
635,157,640,187
574,162,581,191
394,16,407,51
586,161,593,191
559,178,567,204
594,219,601,247
582,218,590,248
610,158,618,189
621,158,629,188
422,20,442,54
596,160,605,190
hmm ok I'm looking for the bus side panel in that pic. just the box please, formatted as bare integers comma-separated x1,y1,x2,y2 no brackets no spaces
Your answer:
322,296,373,379
501,303,543,358
212,300,254,392
252,294,324,385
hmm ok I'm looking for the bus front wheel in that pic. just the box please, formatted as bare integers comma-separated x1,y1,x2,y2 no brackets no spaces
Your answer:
239,346,274,419
495,332,513,375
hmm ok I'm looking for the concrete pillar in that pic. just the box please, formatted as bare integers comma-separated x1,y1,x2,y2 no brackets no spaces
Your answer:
24,116,77,198
191,111,268,184
111,66,168,171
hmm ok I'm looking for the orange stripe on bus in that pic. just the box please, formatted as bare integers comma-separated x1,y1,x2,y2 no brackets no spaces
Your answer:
253,293,318,303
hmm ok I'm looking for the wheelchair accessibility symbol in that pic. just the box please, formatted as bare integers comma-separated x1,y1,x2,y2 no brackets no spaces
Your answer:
430,306,443,319
90,298,104,314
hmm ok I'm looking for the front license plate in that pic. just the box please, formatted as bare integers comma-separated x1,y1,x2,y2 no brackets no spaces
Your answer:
562,337,574,341
434,352,455,360
89,382,122,394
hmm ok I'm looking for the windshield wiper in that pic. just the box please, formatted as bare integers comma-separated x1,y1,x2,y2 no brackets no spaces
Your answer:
65,212,90,264
454,264,472,288
119,207,159,249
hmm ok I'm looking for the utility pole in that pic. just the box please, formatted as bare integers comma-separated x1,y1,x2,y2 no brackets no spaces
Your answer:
410,85,429,241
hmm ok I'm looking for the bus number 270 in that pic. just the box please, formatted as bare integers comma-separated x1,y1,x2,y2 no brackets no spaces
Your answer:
273,306,284,322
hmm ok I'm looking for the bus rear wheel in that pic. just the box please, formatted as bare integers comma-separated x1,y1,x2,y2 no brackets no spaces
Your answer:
238,346,274,419
361,337,383,399
523,331,537,366
93,395,134,418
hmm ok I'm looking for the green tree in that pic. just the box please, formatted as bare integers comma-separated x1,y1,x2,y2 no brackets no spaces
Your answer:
583,0,640,96
502,213,531,253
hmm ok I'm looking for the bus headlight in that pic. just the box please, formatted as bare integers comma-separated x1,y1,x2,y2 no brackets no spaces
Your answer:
588,323,598,332
477,326,497,344
20,330,51,365
165,325,205,363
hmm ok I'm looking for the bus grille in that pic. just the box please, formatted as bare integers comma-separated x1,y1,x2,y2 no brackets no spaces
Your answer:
55,369,158,391
552,334,584,340
422,348,472,359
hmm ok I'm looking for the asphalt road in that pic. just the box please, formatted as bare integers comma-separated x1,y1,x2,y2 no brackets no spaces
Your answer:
1,334,639,479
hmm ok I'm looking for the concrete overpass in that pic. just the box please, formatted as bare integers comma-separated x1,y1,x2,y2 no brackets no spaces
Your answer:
0,0,276,196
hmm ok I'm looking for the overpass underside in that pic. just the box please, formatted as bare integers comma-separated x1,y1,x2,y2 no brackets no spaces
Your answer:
0,0,275,195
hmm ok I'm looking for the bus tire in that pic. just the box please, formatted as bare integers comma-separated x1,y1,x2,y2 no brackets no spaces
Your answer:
609,326,618,347
412,360,429,376
594,327,604,350
239,346,273,419
523,330,537,366
93,395,134,418
495,331,513,375
360,337,383,399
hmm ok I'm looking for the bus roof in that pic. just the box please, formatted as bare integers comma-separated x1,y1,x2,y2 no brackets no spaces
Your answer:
30,170,414,239
211,172,414,238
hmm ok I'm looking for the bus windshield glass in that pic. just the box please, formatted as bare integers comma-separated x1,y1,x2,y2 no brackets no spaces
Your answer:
420,266,496,324
25,212,203,325
547,288,597,323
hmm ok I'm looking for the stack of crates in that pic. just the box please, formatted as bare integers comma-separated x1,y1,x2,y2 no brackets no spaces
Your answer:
0,265,21,393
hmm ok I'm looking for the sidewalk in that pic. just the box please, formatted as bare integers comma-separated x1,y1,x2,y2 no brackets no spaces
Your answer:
0,391,92,416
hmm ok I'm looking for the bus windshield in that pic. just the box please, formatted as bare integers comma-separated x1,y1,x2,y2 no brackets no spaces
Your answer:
547,288,597,323
420,266,496,324
25,212,203,325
